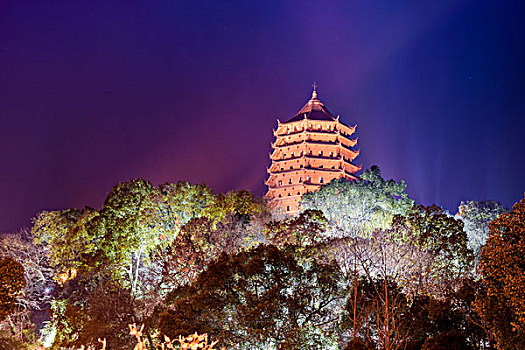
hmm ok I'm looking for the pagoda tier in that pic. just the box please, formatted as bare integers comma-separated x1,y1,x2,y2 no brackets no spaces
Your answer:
265,87,361,215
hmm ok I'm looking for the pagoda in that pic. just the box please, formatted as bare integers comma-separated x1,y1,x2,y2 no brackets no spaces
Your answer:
265,86,361,214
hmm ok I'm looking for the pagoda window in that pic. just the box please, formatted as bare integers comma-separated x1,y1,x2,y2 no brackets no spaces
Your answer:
299,177,303,182
288,193,291,196
281,167,284,171
294,126,298,132
278,194,282,198
288,178,292,184
309,150,313,156
307,176,311,182
287,206,291,212
300,164,303,168
320,177,324,184
300,151,303,156
332,166,336,169
319,151,323,156
297,191,300,195
319,165,323,168
330,151,334,157
291,152,295,157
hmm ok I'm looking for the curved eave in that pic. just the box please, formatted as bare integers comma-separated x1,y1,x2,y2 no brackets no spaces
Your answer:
339,136,358,148
339,123,357,135
343,162,362,175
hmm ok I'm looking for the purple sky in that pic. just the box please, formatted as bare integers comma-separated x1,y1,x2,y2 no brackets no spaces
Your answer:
1,0,524,232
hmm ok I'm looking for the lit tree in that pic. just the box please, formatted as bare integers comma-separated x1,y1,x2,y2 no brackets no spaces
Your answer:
390,205,474,295
456,200,506,263
32,207,100,281
301,166,414,238
265,209,327,247
0,229,54,342
0,256,26,322
152,181,215,241
162,190,268,290
475,194,525,350
159,245,343,350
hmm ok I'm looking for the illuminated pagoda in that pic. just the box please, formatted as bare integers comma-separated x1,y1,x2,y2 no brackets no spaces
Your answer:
265,85,361,214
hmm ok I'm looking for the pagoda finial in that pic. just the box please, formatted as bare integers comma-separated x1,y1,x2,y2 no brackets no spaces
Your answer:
312,82,318,99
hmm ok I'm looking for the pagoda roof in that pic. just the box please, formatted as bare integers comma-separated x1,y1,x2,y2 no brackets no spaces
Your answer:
282,88,336,124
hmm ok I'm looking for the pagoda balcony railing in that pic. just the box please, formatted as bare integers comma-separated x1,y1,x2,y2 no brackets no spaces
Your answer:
273,138,349,148
275,128,307,137
305,129,339,135
270,155,304,162
303,166,344,173
267,168,305,175
304,154,343,160
276,126,340,137
272,140,304,148
303,139,339,145
268,165,344,174
271,153,344,162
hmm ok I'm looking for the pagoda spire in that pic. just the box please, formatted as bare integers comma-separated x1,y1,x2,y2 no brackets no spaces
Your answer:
311,82,318,99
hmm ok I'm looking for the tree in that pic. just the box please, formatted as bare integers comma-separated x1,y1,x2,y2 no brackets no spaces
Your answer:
41,269,137,350
265,209,327,247
341,276,410,350
456,200,506,263
152,181,215,241
301,166,414,238
162,190,268,290
162,217,232,289
390,205,474,295
0,257,26,322
32,207,100,281
0,229,54,342
159,245,343,349
475,195,525,350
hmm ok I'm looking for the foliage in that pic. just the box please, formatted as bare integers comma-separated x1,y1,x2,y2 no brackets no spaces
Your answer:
390,205,474,294
475,195,525,350
18,174,521,349
203,190,266,225
153,181,215,238
32,207,100,280
456,200,506,263
265,209,327,247
0,256,26,322
163,190,268,290
42,270,138,350
162,217,232,289
0,229,54,343
159,245,342,349
301,166,414,237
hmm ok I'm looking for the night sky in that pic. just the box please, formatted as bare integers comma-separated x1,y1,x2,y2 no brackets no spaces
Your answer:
1,0,524,232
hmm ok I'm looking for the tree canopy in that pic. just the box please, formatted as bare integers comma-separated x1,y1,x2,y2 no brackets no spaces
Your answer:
301,166,414,237
0,256,26,322
476,194,525,350
159,245,342,349
456,200,506,263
